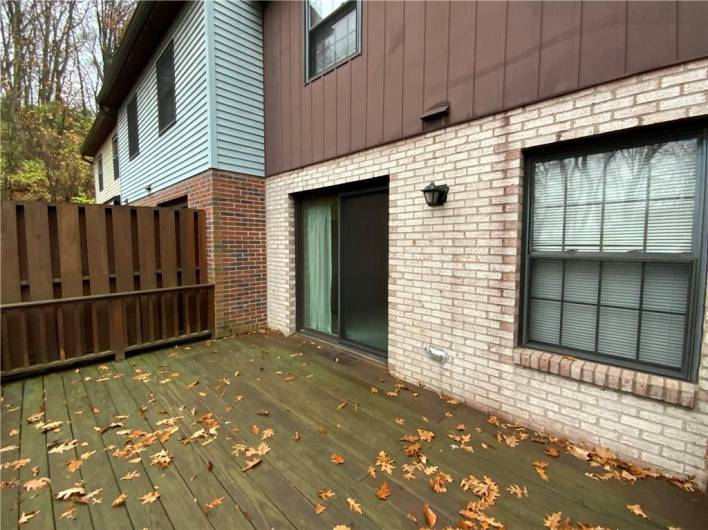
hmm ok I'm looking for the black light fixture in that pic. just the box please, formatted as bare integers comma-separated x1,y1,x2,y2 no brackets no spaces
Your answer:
422,182,449,207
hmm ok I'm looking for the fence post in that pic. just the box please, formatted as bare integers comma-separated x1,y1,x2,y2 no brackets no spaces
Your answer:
207,286,216,338
110,298,126,361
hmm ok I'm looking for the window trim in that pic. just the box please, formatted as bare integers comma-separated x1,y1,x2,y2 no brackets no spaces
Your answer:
127,94,140,160
111,134,119,180
156,40,177,135
520,121,708,382
304,0,362,83
96,153,104,192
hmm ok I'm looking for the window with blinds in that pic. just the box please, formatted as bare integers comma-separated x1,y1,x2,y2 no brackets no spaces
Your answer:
523,129,706,378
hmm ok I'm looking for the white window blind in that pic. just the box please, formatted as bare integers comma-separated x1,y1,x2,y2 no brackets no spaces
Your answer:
526,135,703,375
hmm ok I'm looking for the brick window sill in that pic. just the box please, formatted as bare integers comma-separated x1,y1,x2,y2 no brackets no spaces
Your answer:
513,347,696,408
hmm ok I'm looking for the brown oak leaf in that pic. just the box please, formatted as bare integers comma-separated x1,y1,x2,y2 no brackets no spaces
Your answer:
422,503,437,528
139,491,160,504
375,481,391,500
346,497,362,514
112,493,128,507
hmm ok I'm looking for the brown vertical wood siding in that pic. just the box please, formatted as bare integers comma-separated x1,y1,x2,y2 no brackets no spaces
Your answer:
264,0,708,176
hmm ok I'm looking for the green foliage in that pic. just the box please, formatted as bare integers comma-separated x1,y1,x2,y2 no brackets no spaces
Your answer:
1,98,95,202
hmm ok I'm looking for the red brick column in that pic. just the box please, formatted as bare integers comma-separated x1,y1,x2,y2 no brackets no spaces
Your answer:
134,169,266,336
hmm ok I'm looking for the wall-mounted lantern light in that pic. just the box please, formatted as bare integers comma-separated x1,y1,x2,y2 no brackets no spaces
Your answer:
422,182,449,207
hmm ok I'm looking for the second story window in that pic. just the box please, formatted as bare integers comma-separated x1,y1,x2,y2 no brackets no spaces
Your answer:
112,134,119,180
96,154,104,192
127,95,139,159
306,0,360,80
156,41,176,133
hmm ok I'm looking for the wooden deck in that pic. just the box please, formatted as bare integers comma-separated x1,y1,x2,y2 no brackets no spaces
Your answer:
1,332,706,529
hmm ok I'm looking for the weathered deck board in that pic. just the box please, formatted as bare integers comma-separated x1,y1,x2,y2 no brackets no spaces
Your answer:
74,366,174,530
1,380,23,530
1,332,707,530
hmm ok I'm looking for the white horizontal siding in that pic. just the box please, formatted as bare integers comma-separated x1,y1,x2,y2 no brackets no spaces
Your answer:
94,130,120,203
118,2,210,203
212,0,265,176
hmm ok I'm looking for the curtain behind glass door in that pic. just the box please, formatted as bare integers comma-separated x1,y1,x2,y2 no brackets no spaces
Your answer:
302,198,337,333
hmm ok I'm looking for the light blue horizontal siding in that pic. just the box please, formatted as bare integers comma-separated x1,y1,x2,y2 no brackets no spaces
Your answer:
118,2,210,203
212,0,265,176
94,129,120,203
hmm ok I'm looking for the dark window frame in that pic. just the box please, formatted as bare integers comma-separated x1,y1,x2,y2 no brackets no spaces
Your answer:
111,134,119,180
304,0,362,82
521,121,708,382
96,153,104,192
156,40,177,135
127,95,140,159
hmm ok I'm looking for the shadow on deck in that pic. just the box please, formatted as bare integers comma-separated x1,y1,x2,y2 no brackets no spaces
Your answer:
1,331,706,529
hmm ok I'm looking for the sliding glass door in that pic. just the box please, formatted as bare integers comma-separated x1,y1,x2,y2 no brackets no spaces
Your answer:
340,189,388,352
298,181,388,356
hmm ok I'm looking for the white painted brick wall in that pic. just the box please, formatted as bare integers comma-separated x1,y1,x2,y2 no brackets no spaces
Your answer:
266,60,708,487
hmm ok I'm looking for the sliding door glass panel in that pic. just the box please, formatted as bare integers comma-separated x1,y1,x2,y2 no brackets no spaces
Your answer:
302,198,338,334
340,190,388,352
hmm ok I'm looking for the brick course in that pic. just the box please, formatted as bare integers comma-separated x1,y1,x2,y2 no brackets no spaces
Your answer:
135,168,266,336
266,60,708,486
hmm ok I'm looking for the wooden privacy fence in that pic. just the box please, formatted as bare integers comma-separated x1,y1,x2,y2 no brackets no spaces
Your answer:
1,201,214,378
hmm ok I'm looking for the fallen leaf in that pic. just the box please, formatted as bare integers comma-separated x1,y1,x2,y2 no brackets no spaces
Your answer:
336,402,347,410
375,450,395,474
545,446,560,458
430,471,453,493
0,445,18,453
318,488,336,500
59,506,77,520
23,477,50,491
417,428,435,442
506,484,528,498
27,411,44,424
543,512,563,530
241,457,262,472
533,460,549,482
112,493,128,507
626,504,649,519
333,526,351,530
150,449,173,468
292,432,301,442
121,470,140,481
48,439,78,454
139,491,160,504
19,511,39,525
422,503,437,528
66,459,83,474
375,481,391,500
314,503,327,514
330,453,345,465
346,497,362,514
56,486,86,501
205,497,224,511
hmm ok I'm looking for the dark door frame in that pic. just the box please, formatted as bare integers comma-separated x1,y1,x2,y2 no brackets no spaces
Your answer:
294,176,389,359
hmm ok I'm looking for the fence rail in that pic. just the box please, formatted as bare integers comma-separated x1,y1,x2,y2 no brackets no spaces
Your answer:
1,201,212,378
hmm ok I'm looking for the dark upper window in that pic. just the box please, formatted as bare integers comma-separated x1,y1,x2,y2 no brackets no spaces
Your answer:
96,154,104,191
127,95,139,159
523,126,707,380
305,0,360,80
112,134,119,180
156,41,176,133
